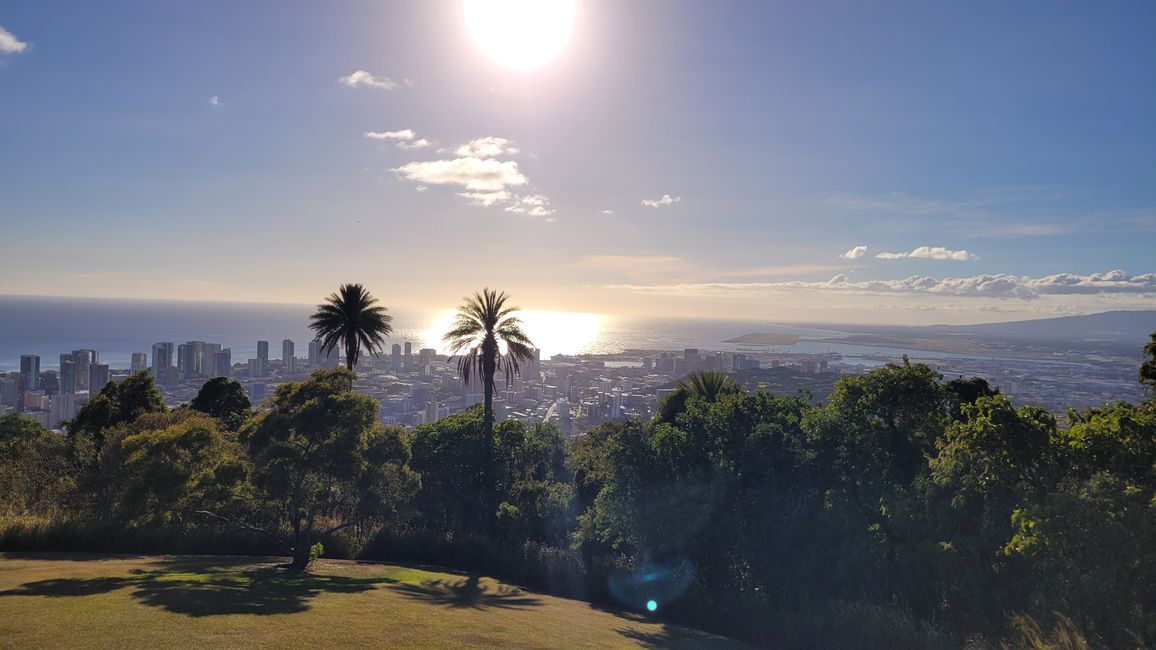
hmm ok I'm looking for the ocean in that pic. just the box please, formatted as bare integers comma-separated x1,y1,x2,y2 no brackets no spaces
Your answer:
0,295,861,372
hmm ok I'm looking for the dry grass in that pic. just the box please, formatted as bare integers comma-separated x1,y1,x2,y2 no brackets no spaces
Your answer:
0,553,748,649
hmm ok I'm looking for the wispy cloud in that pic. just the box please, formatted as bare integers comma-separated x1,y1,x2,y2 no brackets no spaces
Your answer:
454,137,520,158
208,96,221,107
607,269,1156,300
365,129,432,150
0,26,27,54
601,209,615,215
364,129,415,141
840,245,868,260
875,246,977,261
339,70,401,90
642,194,681,208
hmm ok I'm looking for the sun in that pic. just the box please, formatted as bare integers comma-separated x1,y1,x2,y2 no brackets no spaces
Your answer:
464,0,577,71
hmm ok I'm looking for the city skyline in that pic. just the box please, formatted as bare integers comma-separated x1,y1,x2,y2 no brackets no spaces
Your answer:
1,2,1154,323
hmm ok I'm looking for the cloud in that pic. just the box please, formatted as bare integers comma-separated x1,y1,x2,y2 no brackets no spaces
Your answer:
606,270,1156,300
393,157,528,192
602,209,615,215
208,96,221,107
875,246,977,261
840,245,868,260
396,134,553,217
415,185,428,192
641,194,681,208
339,70,400,90
504,194,554,217
0,26,27,54
364,129,415,141
454,137,520,158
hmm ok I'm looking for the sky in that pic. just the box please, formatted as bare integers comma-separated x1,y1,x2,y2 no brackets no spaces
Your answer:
1,0,1154,325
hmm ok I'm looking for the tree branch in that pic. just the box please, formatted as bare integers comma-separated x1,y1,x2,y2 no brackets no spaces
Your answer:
194,510,291,552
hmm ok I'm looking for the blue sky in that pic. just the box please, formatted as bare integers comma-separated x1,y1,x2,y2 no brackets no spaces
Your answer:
1,0,1154,323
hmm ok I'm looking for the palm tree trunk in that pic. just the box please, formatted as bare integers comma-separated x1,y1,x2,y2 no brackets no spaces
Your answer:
345,332,356,371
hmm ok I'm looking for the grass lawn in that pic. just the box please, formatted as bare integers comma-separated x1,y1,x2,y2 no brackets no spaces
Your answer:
0,553,749,649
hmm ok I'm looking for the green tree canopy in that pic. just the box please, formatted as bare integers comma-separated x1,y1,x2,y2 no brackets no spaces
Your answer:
190,377,252,431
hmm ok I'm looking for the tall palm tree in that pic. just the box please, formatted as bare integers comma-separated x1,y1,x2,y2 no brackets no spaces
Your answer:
309,283,392,372
443,288,535,436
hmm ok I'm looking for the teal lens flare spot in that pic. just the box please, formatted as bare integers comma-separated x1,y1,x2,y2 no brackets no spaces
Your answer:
646,600,657,612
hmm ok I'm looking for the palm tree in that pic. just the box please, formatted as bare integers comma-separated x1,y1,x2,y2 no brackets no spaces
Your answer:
656,370,742,424
309,283,392,372
443,288,535,435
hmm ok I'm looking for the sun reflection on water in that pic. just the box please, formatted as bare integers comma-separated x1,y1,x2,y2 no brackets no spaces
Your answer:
414,309,603,359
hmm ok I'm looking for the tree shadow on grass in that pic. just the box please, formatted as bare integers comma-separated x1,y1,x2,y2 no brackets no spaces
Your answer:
617,625,749,649
391,575,542,610
0,566,395,617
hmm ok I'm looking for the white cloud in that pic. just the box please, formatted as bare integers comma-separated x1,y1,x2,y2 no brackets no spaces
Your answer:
875,246,977,261
602,209,615,215
0,26,27,54
454,137,520,158
339,70,400,90
605,269,1156,300
641,194,681,208
504,194,554,217
364,129,415,141
398,138,431,150
415,185,428,193
393,157,528,192
208,96,221,107
840,245,868,260
458,190,511,207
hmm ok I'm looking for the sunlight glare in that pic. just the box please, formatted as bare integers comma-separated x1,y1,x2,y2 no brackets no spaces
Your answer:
463,0,577,71
418,309,601,359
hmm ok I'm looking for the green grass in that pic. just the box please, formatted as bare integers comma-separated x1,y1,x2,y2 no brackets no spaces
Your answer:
0,553,749,649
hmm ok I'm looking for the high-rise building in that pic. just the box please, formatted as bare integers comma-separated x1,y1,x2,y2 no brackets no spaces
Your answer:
181,341,207,379
89,363,110,393
282,339,296,374
131,352,148,373
213,349,232,378
391,343,402,372
257,340,269,363
424,400,440,424
71,350,95,390
403,342,413,371
20,355,40,392
152,342,174,383
248,358,263,378
59,360,77,395
322,345,339,369
308,339,322,367
418,348,436,370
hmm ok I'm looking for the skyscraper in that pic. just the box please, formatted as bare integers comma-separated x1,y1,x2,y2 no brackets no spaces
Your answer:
20,355,40,392
89,363,110,393
152,342,174,383
71,349,94,389
131,352,148,373
282,339,296,374
308,339,322,367
181,341,206,380
257,340,269,363
391,343,402,372
59,360,77,395
403,341,412,371
213,349,232,378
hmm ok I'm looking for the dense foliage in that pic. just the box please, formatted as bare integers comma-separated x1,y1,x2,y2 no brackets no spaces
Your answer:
3,349,1156,647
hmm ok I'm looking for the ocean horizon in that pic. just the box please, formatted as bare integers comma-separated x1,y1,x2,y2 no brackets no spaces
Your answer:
0,295,856,373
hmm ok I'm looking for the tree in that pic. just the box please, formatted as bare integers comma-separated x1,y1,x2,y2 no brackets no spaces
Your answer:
656,370,742,424
112,411,247,524
443,288,535,437
190,377,252,431
1141,331,1156,396
231,369,417,570
309,283,393,372
68,370,166,456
